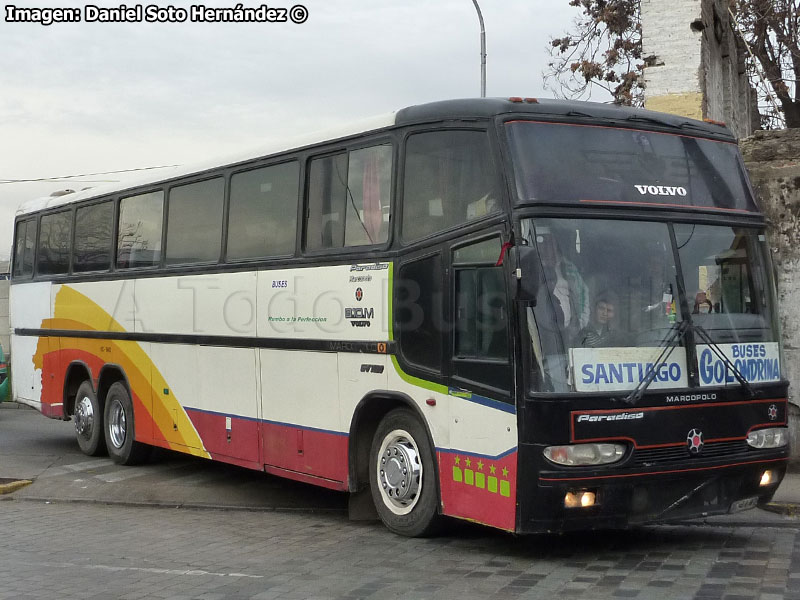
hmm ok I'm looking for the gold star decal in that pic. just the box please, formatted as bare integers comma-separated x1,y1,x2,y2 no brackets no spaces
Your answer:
502,467,509,477
477,460,484,471
465,458,471,467
454,456,460,466
489,465,496,474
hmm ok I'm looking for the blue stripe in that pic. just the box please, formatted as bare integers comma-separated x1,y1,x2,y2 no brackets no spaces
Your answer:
184,406,348,437
448,388,516,414
261,419,349,437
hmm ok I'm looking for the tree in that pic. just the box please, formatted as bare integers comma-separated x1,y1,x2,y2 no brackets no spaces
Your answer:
545,0,800,129
544,0,644,106
732,0,800,128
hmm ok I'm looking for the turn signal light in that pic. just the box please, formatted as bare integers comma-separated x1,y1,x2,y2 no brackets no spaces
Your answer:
565,491,596,508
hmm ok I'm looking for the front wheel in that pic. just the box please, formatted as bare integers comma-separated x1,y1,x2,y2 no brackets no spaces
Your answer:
74,381,106,456
369,409,443,537
104,382,150,465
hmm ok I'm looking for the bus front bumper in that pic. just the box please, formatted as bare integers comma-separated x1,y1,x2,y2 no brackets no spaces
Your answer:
518,455,788,534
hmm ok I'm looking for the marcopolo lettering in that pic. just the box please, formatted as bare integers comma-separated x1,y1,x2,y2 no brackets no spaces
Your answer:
577,412,644,423
634,184,688,197
581,361,682,386
666,393,717,403
698,347,779,385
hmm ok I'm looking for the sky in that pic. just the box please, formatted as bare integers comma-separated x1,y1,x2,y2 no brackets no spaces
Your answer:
0,0,583,262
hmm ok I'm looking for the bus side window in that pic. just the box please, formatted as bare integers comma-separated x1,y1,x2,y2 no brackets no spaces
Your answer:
402,130,500,243
13,219,36,278
166,178,225,265
452,237,511,394
228,161,300,260
305,145,392,252
74,200,113,273
395,253,443,373
117,191,164,269
37,210,72,276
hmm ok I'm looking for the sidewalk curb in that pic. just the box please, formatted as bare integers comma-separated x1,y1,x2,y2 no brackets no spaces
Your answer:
761,502,800,517
0,479,32,494
3,495,348,515
0,402,33,410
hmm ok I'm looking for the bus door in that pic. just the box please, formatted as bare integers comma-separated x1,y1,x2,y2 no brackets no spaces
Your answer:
444,232,518,530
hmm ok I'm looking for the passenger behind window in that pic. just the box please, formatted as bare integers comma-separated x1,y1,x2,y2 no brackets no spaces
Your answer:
578,293,625,348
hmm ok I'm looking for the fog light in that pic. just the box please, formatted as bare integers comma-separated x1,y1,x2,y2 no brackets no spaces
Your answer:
760,470,775,487
565,490,596,508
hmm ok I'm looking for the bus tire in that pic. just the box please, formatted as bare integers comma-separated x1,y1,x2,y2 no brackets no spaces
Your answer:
104,382,150,466
369,408,443,537
73,381,107,457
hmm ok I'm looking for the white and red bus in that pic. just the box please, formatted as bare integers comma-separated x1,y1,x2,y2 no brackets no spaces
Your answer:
10,98,789,536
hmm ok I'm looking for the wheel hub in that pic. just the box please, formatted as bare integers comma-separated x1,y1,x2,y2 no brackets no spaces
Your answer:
378,434,422,510
108,399,127,449
74,396,94,440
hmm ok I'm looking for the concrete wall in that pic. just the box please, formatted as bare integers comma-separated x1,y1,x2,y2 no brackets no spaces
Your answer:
741,129,800,453
642,0,756,138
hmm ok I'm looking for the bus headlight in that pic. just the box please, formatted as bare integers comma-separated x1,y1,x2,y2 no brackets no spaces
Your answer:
543,443,626,466
747,427,789,449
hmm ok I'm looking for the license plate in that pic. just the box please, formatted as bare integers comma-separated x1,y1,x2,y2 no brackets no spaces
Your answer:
730,496,758,513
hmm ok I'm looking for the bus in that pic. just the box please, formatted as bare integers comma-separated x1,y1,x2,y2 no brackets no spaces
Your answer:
9,98,789,536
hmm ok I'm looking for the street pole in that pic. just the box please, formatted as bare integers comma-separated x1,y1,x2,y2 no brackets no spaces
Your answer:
471,0,486,98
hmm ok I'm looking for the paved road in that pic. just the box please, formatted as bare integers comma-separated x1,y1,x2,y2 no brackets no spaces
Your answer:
3,405,800,599
0,405,345,512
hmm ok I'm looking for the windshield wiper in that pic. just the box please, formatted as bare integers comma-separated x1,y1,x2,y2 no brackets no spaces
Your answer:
621,319,690,406
692,324,757,398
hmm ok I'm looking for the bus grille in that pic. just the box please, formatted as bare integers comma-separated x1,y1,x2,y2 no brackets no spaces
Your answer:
633,440,751,467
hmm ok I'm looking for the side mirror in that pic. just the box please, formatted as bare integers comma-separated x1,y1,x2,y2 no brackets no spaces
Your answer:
508,245,540,302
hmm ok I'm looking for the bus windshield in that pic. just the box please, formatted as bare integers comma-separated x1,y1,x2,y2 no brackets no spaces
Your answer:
506,121,758,212
522,218,781,393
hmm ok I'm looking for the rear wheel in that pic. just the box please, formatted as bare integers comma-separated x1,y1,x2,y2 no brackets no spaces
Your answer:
104,382,150,465
369,409,442,537
74,381,106,456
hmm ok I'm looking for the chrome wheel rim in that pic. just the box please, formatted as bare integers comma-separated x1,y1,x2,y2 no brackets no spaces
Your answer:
108,398,127,449
74,395,94,440
376,428,422,515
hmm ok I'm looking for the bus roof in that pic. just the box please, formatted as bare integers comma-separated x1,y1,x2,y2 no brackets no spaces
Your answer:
16,97,735,217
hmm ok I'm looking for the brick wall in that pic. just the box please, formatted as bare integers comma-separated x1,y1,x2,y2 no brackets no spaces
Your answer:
642,0,756,138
